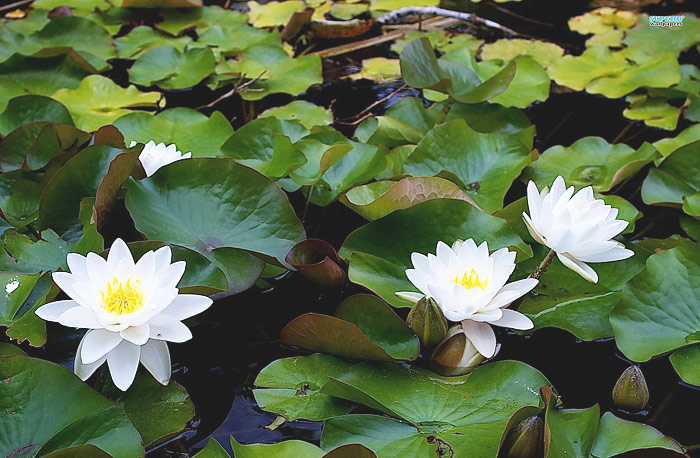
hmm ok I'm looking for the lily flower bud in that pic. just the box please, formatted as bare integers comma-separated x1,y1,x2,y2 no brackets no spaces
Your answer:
501,416,543,458
430,325,485,376
612,365,649,413
406,297,448,349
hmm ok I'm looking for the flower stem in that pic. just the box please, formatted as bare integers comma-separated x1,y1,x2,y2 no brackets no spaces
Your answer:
434,97,454,127
531,249,556,280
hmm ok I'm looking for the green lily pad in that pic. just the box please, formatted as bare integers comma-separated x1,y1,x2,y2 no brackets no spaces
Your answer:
524,136,659,192
31,16,115,62
623,95,680,131
340,177,477,220
339,199,531,307
0,54,92,112
39,144,131,239
591,412,685,457
129,46,216,90
0,95,73,136
669,344,700,386
400,37,516,104
102,371,194,448
52,75,162,132
259,101,333,129
349,58,401,82
119,0,202,7
641,140,700,209
611,243,700,363
194,439,230,458
370,0,438,12
124,157,305,267
0,346,144,458
115,26,193,59
623,14,700,60
253,354,354,421
114,108,233,157
515,244,648,341
481,38,564,69
216,44,322,101
548,46,681,98
320,360,550,458
281,294,420,361
404,118,532,213
0,271,42,328
246,1,307,28
653,123,700,158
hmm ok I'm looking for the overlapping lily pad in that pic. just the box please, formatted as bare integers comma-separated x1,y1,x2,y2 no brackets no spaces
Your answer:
641,140,700,216
404,118,532,213
124,157,305,267
281,294,420,361
253,354,354,421
524,136,659,192
320,361,550,458
129,46,216,90
340,199,530,307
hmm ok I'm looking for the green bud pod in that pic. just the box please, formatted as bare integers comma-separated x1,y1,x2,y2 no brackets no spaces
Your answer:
612,365,649,413
406,297,448,349
501,416,543,458
430,325,485,376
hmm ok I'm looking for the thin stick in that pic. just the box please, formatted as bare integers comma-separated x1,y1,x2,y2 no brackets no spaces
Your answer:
484,0,554,27
195,71,266,111
377,6,520,36
302,185,315,223
541,108,577,146
612,121,634,144
338,84,407,122
531,249,556,280
0,0,32,12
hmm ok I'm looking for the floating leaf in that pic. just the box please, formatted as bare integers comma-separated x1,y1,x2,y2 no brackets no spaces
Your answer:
114,108,233,157
370,0,438,12
340,199,530,307
115,26,193,59
124,157,305,267
349,58,401,82
52,75,162,132
321,361,550,457
246,1,307,28
641,140,700,210
515,244,647,340
232,438,324,458
194,439,230,458
0,346,144,458
281,294,420,361
481,39,564,69
475,56,550,108
404,118,531,213
285,239,346,289
653,123,700,158
623,95,680,131
623,14,700,60
119,0,202,7
611,243,700,364
669,344,700,387
0,95,73,136
217,44,322,101
253,354,354,420
524,136,659,192
340,176,477,220
129,46,216,90
260,101,332,129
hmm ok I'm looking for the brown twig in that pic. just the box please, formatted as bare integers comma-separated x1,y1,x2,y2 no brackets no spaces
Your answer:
335,112,374,126
0,0,32,12
531,249,556,280
338,84,408,122
195,71,267,111
612,121,634,144
484,0,554,27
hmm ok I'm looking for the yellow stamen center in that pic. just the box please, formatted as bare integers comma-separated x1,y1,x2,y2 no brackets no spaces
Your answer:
101,277,143,315
454,269,487,290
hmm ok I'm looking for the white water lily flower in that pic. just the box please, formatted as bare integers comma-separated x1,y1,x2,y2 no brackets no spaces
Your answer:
36,239,212,391
131,140,192,177
523,176,634,283
396,239,537,358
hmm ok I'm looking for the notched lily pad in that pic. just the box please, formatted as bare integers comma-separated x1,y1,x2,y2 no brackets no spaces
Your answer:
281,294,420,361
286,239,346,289
253,353,354,420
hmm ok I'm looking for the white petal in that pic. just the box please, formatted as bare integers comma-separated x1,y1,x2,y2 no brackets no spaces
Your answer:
134,250,156,281
153,246,173,271
490,309,534,330
66,253,89,279
523,213,547,246
81,329,123,364
57,306,103,328
161,295,213,321
35,300,80,322
139,339,171,385
85,252,109,285
74,334,107,381
120,324,151,346
557,252,598,283
484,278,539,310
405,269,432,296
469,308,503,323
154,261,186,290
526,180,542,225
107,238,134,271
149,315,192,342
395,292,424,303
461,320,497,358
410,252,429,272
107,340,141,391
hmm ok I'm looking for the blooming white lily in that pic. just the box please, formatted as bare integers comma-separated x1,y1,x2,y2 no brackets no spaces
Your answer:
131,140,192,177
523,176,634,283
36,239,212,391
396,239,537,358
